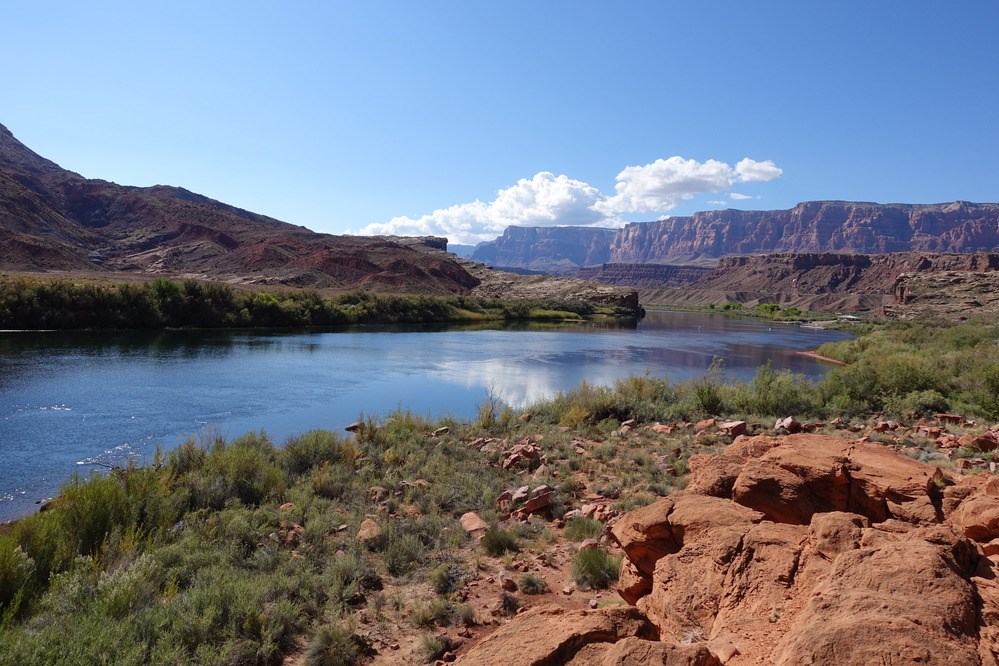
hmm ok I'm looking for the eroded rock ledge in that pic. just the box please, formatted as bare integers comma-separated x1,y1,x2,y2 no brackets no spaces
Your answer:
460,434,999,665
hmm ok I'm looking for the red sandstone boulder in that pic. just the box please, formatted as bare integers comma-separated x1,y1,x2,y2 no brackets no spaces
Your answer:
730,434,942,525
454,605,656,665
772,539,981,665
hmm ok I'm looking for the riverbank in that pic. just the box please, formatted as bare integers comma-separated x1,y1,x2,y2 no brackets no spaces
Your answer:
1,319,997,664
0,273,642,331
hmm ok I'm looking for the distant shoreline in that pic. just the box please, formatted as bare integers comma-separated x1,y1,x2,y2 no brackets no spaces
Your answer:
795,349,846,365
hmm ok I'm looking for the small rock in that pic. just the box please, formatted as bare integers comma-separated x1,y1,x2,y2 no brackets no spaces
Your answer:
562,584,575,595
356,518,382,543
279,502,296,511
344,421,362,432
719,420,747,437
460,512,489,536
696,418,717,431
499,570,518,591
775,416,801,433
589,598,599,609
432,426,450,437
579,538,600,551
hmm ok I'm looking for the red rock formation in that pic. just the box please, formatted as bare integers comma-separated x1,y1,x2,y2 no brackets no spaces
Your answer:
472,226,615,272
467,434,999,664
608,434,999,665
609,201,999,264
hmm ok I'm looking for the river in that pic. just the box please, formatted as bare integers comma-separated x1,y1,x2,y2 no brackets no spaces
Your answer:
0,310,852,521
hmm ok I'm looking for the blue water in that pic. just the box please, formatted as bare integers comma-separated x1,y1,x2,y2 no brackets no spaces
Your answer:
0,310,851,520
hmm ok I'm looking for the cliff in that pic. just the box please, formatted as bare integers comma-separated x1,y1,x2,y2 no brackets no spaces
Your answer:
471,226,615,272
467,201,999,273
609,201,999,263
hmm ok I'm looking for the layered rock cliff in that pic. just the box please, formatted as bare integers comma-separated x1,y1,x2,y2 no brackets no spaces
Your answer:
471,226,615,272
469,201,999,273
609,201,999,264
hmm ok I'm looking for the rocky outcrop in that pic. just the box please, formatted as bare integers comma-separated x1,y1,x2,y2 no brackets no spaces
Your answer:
455,605,657,665
694,252,999,295
604,433,999,665
886,270,999,321
574,263,712,287
472,227,615,272
460,259,641,313
640,252,999,313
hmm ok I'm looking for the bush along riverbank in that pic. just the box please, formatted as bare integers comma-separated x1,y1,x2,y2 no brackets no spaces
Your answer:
0,275,640,330
1,320,998,664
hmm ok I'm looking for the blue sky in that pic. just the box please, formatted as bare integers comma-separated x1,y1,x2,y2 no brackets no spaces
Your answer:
2,2,997,244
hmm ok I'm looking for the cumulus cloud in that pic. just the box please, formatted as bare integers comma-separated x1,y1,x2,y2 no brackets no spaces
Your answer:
735,158,783,182
358,172,607,244
359,155,782,244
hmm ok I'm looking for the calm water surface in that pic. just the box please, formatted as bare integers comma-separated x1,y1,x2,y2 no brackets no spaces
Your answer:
0,311,851,520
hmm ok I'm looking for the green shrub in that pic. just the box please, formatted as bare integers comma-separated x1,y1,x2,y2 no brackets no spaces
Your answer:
382,533,425,577
304,624,361,666
419,633,459,663
282,430,349,477
564,517,603,542
480,528,519,556
518,573,548,595
428,563,466,595
572,549,621,590
498,591,520,615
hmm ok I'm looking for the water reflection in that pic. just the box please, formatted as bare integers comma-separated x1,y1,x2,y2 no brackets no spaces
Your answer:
0,311,851,521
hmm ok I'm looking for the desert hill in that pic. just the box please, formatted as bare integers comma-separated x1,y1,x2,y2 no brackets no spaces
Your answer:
0,123,483,294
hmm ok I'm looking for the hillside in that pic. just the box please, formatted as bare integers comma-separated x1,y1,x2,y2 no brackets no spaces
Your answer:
0,123,483,293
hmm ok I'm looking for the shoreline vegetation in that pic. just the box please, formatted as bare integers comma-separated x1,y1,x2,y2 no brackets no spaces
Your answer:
1,319,998,663
0,274,641,331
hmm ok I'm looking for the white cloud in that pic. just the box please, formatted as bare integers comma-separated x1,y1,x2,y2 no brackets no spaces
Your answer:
359,155,782,244
707,200,728,206
735,158,783,182
728,192,753,200
358,172,608,244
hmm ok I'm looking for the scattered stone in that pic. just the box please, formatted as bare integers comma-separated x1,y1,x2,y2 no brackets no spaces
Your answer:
719,420,747,437
498,570,518,591
432,426,450,437
459,512,489,537
936,413,965,424
774,416,801,433
650,422,675,435
511,485,530,504
502,441,542,469
279,502,296,511
696,418,717,431
589,598,599,609
579,538,600,551
344,421,362,432
562,584,575,595
356,518,382,543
